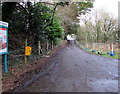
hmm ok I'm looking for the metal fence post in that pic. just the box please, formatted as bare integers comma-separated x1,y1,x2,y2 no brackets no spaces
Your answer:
3,54,8,73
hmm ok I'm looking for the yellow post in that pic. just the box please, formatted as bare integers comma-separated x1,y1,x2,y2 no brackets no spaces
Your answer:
24,39,27,64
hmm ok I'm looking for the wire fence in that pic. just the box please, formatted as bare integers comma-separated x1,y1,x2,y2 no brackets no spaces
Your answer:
3,40,119,74
76,40,119,55
3,39,62,74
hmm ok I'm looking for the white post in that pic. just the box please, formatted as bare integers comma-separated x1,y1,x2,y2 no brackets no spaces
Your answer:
111,42,114,53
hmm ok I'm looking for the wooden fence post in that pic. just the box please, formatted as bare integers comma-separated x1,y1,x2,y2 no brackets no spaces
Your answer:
86,34,88,48
47,40,49,51
112,42,114,53
24,39,27,64
52,41,53,49
93,43,95,50
108,44,110,52
38,41,41,55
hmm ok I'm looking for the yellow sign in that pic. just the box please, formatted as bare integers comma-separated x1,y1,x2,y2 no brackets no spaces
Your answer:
25,46,32,56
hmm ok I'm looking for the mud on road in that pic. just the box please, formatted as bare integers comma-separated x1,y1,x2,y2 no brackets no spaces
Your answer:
12,45,118,92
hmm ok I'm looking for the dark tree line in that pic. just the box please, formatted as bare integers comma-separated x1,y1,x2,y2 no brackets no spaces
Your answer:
2,2,66,50
1,1,94,50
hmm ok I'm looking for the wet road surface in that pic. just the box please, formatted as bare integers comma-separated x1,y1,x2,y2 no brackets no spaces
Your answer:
14,45,118,92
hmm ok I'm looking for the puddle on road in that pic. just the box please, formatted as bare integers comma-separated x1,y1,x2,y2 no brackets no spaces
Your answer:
88,78,118,92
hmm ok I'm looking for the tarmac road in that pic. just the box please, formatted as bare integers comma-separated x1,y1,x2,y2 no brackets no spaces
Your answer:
14,45,118,92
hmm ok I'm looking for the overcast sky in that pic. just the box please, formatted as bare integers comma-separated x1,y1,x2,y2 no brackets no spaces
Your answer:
91,0,119,18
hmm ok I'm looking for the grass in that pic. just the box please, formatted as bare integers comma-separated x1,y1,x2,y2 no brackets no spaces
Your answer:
101,54,119,59
79,45,119,60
